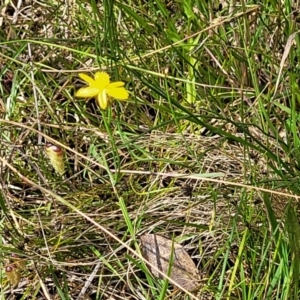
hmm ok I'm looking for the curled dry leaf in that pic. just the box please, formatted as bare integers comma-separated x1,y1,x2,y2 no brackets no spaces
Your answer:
45,143,65,175
140,234,200,291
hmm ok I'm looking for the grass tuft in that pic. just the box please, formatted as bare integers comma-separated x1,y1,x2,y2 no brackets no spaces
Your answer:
1,0,300,299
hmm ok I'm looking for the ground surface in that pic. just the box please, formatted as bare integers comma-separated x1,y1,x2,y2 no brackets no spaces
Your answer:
1,1,300,299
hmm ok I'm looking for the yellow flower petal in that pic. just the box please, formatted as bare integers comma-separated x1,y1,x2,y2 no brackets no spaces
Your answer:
95,72,110,89
97,90,109,109
78,73,95,85
76,87,99,98
106,87,129,100
108,81,125,88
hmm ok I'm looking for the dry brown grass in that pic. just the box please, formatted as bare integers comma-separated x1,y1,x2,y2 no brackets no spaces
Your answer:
1,1,299,299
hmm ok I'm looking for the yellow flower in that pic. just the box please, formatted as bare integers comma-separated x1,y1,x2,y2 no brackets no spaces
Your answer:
76,72,129,109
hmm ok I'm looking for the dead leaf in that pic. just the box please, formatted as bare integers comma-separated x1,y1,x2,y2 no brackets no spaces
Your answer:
140,234,200,291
